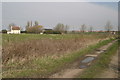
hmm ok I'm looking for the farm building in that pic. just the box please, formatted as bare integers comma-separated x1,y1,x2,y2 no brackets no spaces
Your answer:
7,26,21,34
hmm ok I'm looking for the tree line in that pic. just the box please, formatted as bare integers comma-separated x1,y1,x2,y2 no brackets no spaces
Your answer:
2,21,114,34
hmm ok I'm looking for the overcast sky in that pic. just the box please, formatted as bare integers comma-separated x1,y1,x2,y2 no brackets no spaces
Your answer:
1,0,119,2
1,2,118,31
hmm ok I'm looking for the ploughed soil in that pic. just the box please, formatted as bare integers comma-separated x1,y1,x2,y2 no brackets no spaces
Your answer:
50,40,117,78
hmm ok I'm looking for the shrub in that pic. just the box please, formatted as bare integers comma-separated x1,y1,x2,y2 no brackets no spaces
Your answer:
2,30,7,34
44,30,61,34
21,31,27,33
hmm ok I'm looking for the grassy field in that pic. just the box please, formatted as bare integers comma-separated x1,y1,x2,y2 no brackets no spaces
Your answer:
2,33,111,45
2,33,116,78
79,39,119,78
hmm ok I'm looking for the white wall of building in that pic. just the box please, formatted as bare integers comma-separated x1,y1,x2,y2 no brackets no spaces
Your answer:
11,30,21,34
7,30,21,34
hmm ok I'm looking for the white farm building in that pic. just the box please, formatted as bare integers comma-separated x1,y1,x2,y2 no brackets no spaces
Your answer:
7,26,21,34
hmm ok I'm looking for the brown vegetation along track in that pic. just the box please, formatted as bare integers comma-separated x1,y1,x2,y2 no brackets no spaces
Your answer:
50,40,116,78
2,37,101,64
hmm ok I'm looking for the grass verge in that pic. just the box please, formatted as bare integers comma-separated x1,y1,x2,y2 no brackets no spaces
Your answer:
79,39,119,78
3,38,115,78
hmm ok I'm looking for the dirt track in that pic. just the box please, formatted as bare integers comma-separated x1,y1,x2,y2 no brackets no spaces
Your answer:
96,47,119,78
50,40,117,78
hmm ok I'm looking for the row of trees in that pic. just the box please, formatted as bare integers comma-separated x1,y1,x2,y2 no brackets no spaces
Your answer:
79,21,112,32
54,21,113,33
3,21,113,34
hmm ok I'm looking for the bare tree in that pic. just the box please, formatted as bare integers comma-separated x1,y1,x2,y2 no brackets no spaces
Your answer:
64,25,69,33
105,21,113,32
30,21,33,27
26,21,30,31
54,23,64,32
89,26,93,32
54,23,69,33
80,24,86,32
34,21,39,26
